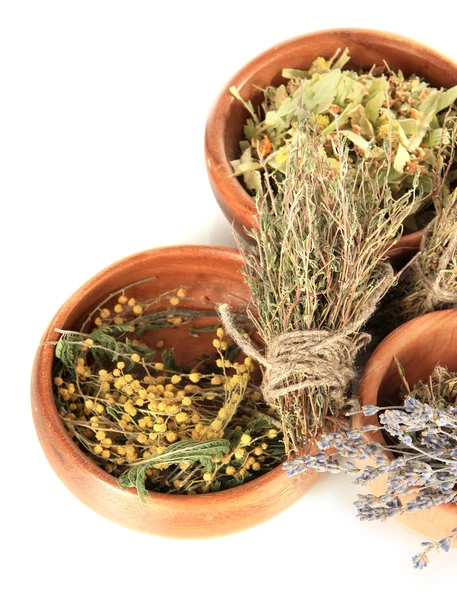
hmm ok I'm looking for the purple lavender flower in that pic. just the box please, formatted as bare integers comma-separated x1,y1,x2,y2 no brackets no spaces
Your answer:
283,380,457,569
412,553,429,569
438,536,452,552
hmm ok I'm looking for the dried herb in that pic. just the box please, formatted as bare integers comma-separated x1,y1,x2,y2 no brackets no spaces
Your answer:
284,364,457,568
51,284,284,499
231,49,457,231
379,119,457,327
386,192,457,325
219,118,416,457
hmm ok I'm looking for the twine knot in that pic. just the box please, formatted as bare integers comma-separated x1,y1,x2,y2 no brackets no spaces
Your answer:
414,221,457,312
412,261,457,312
218,263,394,407
217,306,369,406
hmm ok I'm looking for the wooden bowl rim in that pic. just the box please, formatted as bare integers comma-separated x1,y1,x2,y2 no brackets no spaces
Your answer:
205,28,457,252
31,244,293,507
355,309,457,518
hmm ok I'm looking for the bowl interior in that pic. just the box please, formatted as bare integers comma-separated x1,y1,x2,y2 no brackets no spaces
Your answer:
224,30,457,162
368,311,457,407
57,248,251,366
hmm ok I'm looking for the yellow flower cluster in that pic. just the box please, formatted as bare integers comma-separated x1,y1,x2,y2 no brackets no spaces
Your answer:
54,299,285,495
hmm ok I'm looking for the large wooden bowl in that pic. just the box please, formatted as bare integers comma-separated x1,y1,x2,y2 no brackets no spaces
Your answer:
356,309,457,544
205,29,457,261
31,245,319,538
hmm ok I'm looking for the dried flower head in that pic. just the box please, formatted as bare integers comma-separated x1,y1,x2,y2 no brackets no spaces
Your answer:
284,364,457,567
231,49,457,231
51,282,285,500
378,119,457,329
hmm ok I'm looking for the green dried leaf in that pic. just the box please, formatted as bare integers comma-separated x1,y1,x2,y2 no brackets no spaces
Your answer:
393,144,410,173
408,91,441,151
229,86,258,122
118,439,231,503
282,68,307,79
397,118,418,136
162,348,177,371
308,68,341,113
349,105,374,138
331,47,351,70
436,84,457,113
339,129,371,150
55,335,80,375
244,416,271,432
422,127,451,148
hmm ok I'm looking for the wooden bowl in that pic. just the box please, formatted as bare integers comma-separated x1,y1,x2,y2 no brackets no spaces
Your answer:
205,29,457,261
356,309,457,543
31,245,319,538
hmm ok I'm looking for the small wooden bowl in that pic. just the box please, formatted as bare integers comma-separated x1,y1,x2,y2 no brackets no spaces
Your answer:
205,29,457,261
31,245,319,538
356,309,457,543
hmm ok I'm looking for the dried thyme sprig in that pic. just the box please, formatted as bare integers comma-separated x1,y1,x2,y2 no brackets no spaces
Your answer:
52,286,285,498
231,49,457,231
284,364,457,568
221,118,416,456
381,189,457,327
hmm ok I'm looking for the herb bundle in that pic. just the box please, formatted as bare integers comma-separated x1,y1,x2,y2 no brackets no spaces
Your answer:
52,283,284,500
219,119,416,456
231,49,457,232
284,364,457,568
388,194,457,323
381,188,457,328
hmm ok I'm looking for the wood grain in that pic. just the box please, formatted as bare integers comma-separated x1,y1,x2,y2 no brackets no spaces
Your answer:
31,245,319,538
205,29,457,260
356,309,457,544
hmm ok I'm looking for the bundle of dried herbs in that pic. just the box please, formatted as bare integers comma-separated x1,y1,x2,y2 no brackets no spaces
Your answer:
284,364,457,568
383,192,457,327
219,119,416,457
52,283,284,500
380,184,457,331
231,49,457,232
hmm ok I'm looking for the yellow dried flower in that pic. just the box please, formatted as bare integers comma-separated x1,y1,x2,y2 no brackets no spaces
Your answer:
234,448,245,459
240,434,251,446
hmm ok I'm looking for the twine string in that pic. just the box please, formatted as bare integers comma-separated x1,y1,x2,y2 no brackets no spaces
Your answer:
415,222,457,312
218,263,394,405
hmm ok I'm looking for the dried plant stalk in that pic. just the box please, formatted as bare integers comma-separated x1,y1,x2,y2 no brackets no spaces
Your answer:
380,120,457,327
52,286,285,499
284,364,457,569
221,119,417,457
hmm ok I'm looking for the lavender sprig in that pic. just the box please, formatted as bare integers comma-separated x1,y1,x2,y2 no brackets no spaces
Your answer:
283,373,457,568
412,528,457,569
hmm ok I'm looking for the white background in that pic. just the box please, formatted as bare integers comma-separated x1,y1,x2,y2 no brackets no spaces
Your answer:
2,1,457,598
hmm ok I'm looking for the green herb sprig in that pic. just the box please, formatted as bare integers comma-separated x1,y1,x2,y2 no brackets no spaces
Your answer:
229,117,417,456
